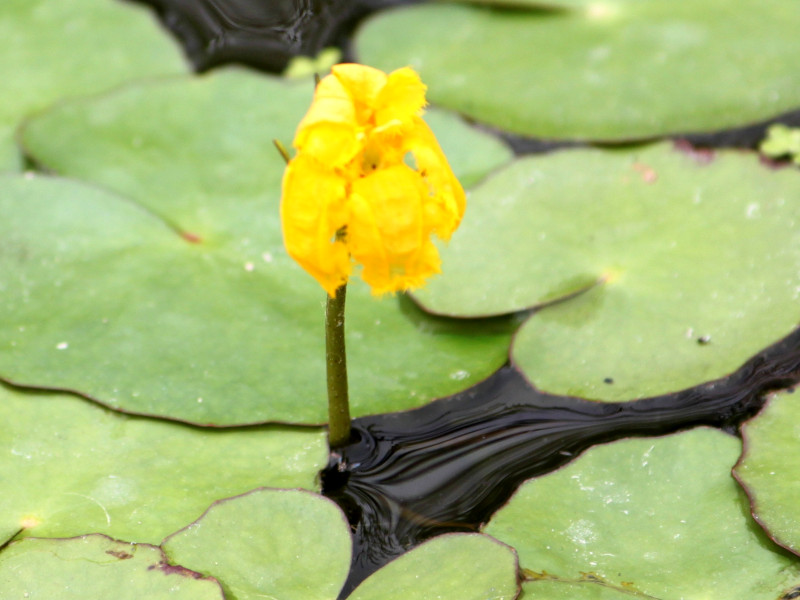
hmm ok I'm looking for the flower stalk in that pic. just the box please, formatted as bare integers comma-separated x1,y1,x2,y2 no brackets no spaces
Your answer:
325,284,351,448
278,63,465,451
275,137,353,447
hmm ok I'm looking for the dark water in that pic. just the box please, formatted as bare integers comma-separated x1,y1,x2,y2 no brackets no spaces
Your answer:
126,0,409,72
499,108,800,154
324,327,800,596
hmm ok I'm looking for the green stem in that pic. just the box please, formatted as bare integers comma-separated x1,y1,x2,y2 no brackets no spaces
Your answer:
272,139,291,164
326,284,351,448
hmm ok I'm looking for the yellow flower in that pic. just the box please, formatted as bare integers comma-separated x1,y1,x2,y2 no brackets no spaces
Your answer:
281,63,466,296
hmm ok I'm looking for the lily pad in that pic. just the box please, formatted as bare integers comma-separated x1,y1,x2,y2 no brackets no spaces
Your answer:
484,428,800,599
0,382,327,544
348,533,519,600
0,172,511,424
414,143,800,402
163,489,352,600
163,488,520,600
355,1,800,141
0,0,187,171
735,390,800,556
0,535,224,599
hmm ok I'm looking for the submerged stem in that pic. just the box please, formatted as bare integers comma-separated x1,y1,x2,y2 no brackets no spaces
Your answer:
326,284,351,448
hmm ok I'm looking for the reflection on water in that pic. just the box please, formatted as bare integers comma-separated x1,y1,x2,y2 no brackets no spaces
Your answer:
126,0,411,72
324,328,800,597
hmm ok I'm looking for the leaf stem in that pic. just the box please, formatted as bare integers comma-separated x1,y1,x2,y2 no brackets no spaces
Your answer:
326,284,351,448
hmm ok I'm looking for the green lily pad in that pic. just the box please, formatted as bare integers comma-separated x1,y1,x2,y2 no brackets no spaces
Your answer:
484,428,800,598
164,488,520,600
163,489,352,600
0,0,187,171
355,1,800,141
348,533,519,600
0,383,327,545
414,143,800,401
0,535,224,599
0,173,511,424
735,390,800,556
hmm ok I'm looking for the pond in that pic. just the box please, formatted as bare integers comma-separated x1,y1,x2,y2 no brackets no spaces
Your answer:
2,0,800,598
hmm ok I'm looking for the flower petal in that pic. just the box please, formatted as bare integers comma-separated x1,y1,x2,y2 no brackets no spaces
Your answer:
347,165,441,294
375,66,428,131
281,154,351,296
331,63,388,125
293,71,361,168
281,64,464,296
405,118,467,240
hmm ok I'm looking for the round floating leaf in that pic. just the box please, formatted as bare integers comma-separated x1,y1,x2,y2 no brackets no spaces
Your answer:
415,143,800,401
0,0,187,170
349,533,519,600
0,383,327,544
484,429,800,599
0,173,511,424
735,390,800,556
0,535,224,599
12,70,513,425
355,1,800,141
163,489,352,600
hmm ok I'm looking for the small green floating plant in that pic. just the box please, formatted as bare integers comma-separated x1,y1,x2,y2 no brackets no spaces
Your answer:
277,63,466,447
761,124,800,166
